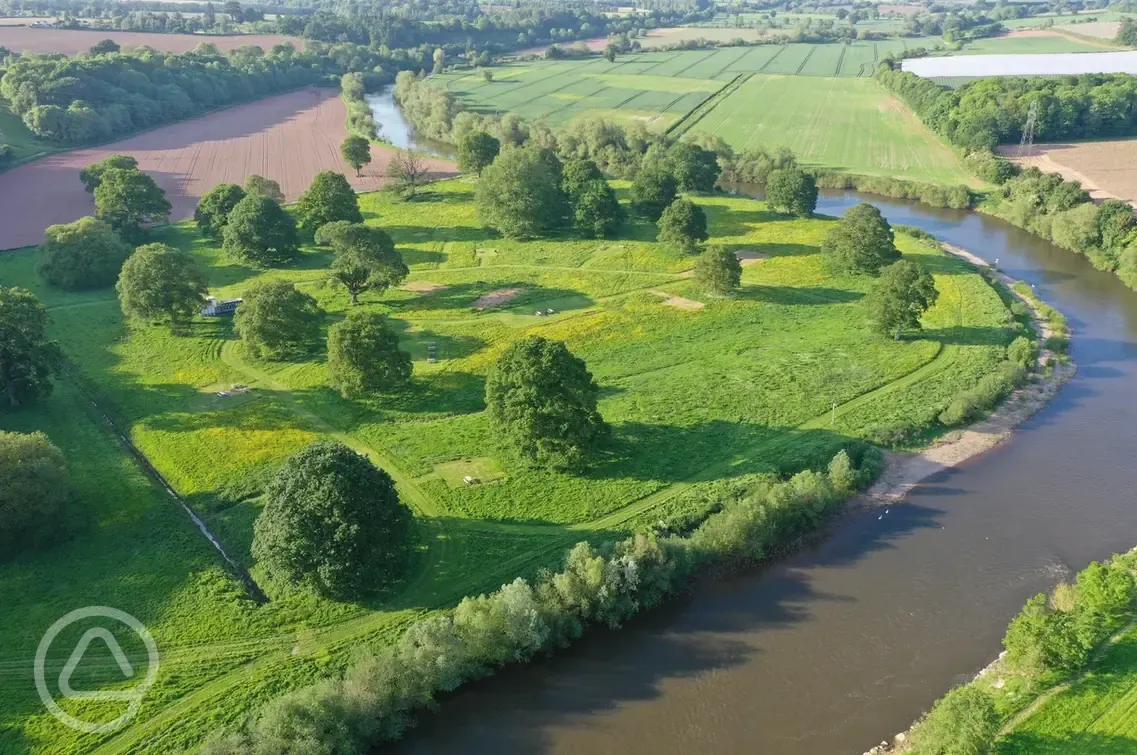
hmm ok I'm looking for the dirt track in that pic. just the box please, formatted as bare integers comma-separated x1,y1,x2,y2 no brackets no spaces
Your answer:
0,89,457,250
0,27,302,54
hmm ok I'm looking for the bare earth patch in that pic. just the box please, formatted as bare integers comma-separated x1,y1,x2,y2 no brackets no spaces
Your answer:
0,88,457,250
735,250,768,267
649,290,705,310
1001,141,1137,206
401,281,448,294
473,288,522,310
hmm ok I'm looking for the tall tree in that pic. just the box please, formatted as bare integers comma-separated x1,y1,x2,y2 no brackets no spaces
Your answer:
89,39,121,55
251,441,411,599
485,336,608,469
630,166,678,221
657,197,708,254
765,168,818,217
194,183,246,238
457,131,500,176
79,154,137,193
476,146,568,238
326,311,412,398
244,174,285,203
37,216,130,290
94,168,171,242
694,244,742,296
116,243,208,327
234,279,323,360
0,431,70,560
0,287,62,408
822,202,900,275
315,222,408,305
865,260,939,340
223,195,300,267
340,135,372,177
388,151,429,199
667,141,721,193
562,159,623,238
296,171,363,232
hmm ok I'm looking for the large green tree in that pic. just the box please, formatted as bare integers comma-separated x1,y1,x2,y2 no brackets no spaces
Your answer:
562,159,623,238
457,131,500,175
251,441,411,599
0,431,70,559
233,279,323,360
476,146,568,238
37,216,130,290
822,202,900,275
326,311,412,398
765,168,818,217
79,154,137,193
657,197,708,254
194,183,246,238
694,244,742,296
315,222,408,304
0,287,62,408
630,166,678,221
222,194,300,267
340,135,372,177
485,336,608,468
865,260,938,339
667,141,721,193
295,171,363,232
116,243,208,327
94,167,172,242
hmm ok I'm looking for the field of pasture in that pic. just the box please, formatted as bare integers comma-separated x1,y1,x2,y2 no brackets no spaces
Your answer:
959,30,1118,55
0,180,1018,752
685,74,978,185
437,42,916,129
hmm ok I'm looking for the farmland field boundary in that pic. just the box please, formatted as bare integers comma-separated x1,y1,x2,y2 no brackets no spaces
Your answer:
667,72,749,136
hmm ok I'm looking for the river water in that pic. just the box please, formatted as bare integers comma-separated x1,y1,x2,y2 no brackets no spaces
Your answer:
365,90,455,159
379,189,1137,754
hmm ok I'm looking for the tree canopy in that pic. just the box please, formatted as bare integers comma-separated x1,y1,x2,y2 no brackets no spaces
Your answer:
822,203,900,275
295,171,363,232
865,260,938,339
562,158,623,238
667,141,721,193
387,151,430,199
93,167,172,242
315,222,408,305
657,197,708,254
234,279,323,360
485,336,608,468
37,217,131,290
0,431,70,560
457,131,500,175
251,441,411,599
116,243,208,327
244,174,285,204
476,146,568,238
326,311,413,399
0,287,62,409
765,168,818,217
630,166,677,221
195,183,247,239
694,244,741,296
340,135,372,177
79,154,137,193
222,194,300,267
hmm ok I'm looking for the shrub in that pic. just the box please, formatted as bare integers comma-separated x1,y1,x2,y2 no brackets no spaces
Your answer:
693,244,741,295
939,361,1026,426
908,684,999,755
1007,336,1037,368
0,431,71,559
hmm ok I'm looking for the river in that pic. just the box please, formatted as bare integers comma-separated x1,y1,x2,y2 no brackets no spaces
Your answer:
374,189,1137,754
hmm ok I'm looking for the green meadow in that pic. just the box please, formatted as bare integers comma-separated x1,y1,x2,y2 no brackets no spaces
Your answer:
0,180,1019,752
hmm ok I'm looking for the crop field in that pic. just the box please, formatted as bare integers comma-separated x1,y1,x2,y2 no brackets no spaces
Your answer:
994,623,1137,753
686,74,977,185
0,27,303,55
959,30,1118,55
436,41,916,130
0,88,456,251
0,180,1018,752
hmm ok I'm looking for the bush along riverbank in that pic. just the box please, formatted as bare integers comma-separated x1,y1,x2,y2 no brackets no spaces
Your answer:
197,235,1072,755
867,548,1137,755
341,72,383,142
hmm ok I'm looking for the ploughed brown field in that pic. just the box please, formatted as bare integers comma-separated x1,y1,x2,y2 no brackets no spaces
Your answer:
0,26,303,54
1002,140,1137,207
0,88,457,250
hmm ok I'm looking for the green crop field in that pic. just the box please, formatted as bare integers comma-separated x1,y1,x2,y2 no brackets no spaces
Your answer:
994,622,1137,753
958,34,1113,54
684,74,977,185
0,180,1018,752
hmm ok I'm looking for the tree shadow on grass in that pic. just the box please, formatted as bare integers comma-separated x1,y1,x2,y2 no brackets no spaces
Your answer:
924,325,1015,347
401,247,446,266
737,285,863,306
385,224,497,244
994,732,1137,755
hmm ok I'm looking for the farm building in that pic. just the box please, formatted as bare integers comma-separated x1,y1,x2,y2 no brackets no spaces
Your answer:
902,51,1137,79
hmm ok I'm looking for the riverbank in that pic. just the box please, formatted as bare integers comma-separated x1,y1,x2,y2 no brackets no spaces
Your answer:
863,242,1076,509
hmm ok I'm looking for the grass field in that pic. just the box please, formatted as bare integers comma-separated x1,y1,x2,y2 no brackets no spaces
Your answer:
0,180,1018,752
959,33,1115,55
684,75,978,185
0,97,60,167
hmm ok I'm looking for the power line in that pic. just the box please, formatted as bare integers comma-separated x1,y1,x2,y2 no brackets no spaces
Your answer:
1017,99,1038,158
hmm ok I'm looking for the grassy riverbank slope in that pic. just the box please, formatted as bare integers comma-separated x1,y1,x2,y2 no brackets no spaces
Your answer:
0,181,1021,753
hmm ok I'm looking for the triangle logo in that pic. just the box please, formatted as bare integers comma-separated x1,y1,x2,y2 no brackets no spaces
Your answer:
58,628,138,701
